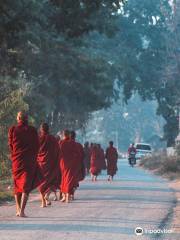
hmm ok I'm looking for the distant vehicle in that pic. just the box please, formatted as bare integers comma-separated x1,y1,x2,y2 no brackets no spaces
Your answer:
128,152,136,167
135,143,152,159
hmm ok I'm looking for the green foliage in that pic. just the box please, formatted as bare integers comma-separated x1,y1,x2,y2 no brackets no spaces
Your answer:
83,95,165,151
0,76,29,177
0,0,180,180
86,0,179,146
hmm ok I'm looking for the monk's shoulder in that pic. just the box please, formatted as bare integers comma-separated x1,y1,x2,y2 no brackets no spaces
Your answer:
60,139,70,148
9,125,16,132
76,142,83,148
8,125,17,136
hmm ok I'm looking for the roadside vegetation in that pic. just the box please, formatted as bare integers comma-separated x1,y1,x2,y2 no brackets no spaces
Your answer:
139,145,180,180
0,178,13,204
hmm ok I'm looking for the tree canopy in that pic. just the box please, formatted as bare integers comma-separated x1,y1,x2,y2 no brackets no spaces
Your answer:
0,0,180,167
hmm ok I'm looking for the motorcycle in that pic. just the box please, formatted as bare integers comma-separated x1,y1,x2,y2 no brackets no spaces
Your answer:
128,152,136,167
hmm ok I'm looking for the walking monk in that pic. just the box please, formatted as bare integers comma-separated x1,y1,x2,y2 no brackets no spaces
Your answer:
37,123,60,207
60,130,85,203
105,141,118,181
90,144,101,181
70,131,85,200
8,111,41,217
98,144,106,171
83,142,91,175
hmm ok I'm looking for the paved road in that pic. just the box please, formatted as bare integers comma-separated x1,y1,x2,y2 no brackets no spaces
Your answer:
0,159,179,240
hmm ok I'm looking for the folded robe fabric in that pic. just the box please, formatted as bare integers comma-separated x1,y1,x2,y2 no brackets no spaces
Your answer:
37,133,61,195
83,146,91,171
99,148,107,170
8,121,41,194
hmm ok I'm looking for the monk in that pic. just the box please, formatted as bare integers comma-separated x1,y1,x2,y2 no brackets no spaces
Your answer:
98,144,106,171
90,144,101,181
105,141,118,181
37,123,60,207
69,131,85,200
83,142,91,175
8,111,41,217
60,130,84,203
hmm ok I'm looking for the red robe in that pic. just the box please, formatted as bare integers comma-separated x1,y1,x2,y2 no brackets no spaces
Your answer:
37,133,60,195
8,121,41,194
60,138,84,194
83,146,91,172
106,146,118,177
99,148,106,170
76,142,85,182
90,146,101,176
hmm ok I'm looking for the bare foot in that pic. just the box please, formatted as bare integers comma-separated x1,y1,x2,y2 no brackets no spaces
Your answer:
65,199,69,203
70,195,74,201
40,204,46,208
19,212,27,218
16,212,20,217
60,198,66,202
46,201,51,206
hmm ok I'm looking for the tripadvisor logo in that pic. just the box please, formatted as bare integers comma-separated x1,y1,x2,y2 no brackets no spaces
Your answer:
135,227,144,236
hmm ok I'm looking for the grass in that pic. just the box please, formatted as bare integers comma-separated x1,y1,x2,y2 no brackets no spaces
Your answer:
0,177,13,204
139,152,180,180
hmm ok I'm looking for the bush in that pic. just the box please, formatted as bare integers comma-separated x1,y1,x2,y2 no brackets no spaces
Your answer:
140,152,180,179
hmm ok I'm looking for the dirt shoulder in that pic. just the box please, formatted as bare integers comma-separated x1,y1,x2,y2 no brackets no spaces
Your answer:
139,154,180,234
169,180,180,234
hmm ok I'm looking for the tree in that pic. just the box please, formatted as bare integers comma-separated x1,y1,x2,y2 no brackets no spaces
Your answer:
83,0,179,146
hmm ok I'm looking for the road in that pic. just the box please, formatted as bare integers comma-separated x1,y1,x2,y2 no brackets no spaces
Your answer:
0,159,179,240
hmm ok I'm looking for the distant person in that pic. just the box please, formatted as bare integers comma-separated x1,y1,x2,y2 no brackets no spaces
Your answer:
128,143,136,155
37,123,60,207
128,143,137,165
98,144,106,171
83,142,91,175
59,130,84,203
90,143,94,154
55,134,61,142
105,141,118,181
8,111,41,217
59,129,70,202
69,131,85,200
90,144,101,181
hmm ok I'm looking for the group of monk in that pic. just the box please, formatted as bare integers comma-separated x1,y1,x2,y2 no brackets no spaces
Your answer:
84,142,118,182
8,111,118,217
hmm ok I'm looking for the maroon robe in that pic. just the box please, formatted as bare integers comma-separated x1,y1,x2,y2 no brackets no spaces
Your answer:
90,146,101,176
8,121,41,194
76,142,85,182
99,148,106,170
60,138,84,194
83,146,91,172
106,146,118,177
37,133,60,195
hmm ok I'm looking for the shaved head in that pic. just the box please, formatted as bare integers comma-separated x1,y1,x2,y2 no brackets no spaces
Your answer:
17,111,28,122
63,129,70,138
40,123,49,133
70,131,76,140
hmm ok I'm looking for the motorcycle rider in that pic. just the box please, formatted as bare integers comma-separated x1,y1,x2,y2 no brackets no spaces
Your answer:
128,143,137,165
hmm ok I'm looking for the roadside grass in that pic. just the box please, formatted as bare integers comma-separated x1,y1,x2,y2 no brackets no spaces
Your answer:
0,177,13,203
139,152,180,180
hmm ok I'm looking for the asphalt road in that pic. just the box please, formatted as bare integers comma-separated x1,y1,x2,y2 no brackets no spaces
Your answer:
0,159,179,240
